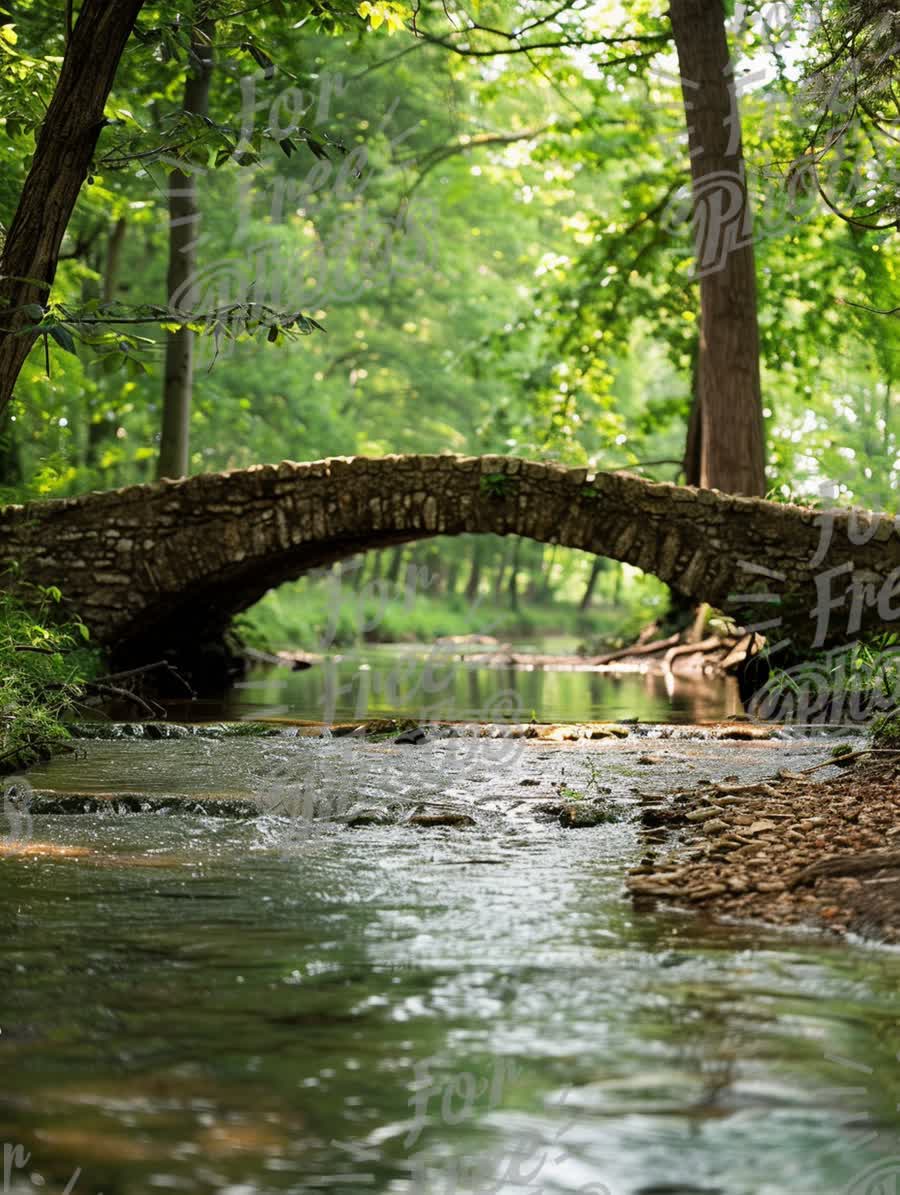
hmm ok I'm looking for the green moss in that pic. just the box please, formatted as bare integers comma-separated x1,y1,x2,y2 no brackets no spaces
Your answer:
872,710,900,748
479,472,518,499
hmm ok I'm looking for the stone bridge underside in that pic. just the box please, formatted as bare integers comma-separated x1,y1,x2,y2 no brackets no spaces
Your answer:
1,455,898,680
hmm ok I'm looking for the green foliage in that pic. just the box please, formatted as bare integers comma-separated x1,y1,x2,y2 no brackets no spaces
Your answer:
555,757,624,820
236,580,575,650
753,633,900,724
479,473,518,500
0,0,896,663
872,710,900,749
0,580,99,772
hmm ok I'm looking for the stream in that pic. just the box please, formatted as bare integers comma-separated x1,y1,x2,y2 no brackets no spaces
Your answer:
171,640,745,726
2,647,899,1194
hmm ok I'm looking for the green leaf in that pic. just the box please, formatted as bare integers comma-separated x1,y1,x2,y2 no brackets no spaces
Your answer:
245,43,275,73
48,324,77,355
100,351,124,374
304,136,330,161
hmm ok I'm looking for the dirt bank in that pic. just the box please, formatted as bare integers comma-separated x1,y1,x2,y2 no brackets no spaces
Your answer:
627,749,900,944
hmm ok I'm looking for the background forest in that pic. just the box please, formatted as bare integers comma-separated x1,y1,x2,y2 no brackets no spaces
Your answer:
0,0,896,651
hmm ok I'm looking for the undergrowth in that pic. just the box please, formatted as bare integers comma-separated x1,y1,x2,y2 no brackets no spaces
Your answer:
234,578,661,654
0,577,99,774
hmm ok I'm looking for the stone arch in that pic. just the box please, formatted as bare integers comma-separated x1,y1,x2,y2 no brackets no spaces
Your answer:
1,454,897,683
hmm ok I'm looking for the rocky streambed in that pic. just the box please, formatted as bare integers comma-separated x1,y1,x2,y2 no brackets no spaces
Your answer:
14,716,898,949
628,749,900,944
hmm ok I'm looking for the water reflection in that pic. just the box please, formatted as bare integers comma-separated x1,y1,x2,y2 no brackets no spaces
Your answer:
169,645,742,725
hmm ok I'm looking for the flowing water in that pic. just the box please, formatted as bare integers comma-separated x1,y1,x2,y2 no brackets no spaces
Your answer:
3,707,899,1195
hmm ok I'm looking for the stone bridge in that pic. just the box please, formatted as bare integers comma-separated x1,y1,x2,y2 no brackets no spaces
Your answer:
1,454,898,683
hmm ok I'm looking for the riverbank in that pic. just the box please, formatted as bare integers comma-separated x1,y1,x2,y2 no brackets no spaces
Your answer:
627,748,900,944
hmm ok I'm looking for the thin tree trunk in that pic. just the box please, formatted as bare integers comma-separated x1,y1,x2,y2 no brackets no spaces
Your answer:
386,547,406,586
579,557,604,613
363,550,383,588
88,216,128,466
103,216,127,301
433,548,446,596
0,407,22,488
493,544,509,603
0,0,144,413
682,347,702,487
157,22,214,480
464,542,482,602
669,0,765,497
539,543,557,601
507,537,521,612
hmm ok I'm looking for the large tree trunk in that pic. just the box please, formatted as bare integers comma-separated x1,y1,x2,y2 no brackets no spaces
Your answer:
669,0,766,497
157,22,214,481
0,1,144,414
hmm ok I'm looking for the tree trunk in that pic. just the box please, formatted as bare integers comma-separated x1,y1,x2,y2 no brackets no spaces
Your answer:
464,542,482,602
386,547,406,586
507,537,521,612
103,215,127,301
669,0,765,497
0,0,145,414
539,543,557,601
0,407,22,489
157,22,214,481
682,347,703,487
493,544,509,603
88,216,129,466
579,557,604,612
